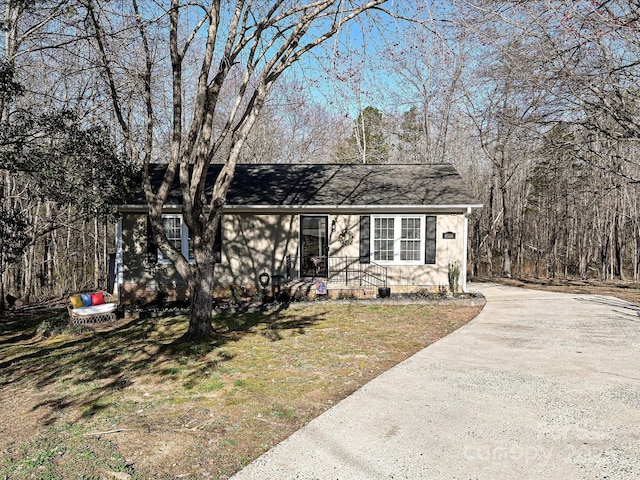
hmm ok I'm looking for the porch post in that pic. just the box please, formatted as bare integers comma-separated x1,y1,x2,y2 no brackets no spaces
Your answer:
115,219,123,301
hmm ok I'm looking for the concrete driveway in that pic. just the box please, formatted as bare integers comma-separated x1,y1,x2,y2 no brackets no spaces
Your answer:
231,283,640,479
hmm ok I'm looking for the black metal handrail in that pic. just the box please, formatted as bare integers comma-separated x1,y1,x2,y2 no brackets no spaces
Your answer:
361,261,388,288
284,255,387,288
327,256,387,288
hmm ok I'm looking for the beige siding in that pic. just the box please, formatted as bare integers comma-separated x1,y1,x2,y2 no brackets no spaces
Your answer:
325,213,465,290
120,213,301,300
382,214,465,290
216,214,300,288
119,211,467,301
120,213,189,301
327,214,361,258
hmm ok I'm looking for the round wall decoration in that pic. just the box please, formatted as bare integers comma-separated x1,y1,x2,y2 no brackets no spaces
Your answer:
338,229,354,246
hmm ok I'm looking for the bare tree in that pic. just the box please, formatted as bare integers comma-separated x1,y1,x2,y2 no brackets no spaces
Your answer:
88,0,391,340
1,1,136,307
241,78,348,164
456,0,640,281
381,3,469,164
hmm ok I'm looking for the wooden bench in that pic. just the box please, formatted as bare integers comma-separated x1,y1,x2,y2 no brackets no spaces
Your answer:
68,292,118,324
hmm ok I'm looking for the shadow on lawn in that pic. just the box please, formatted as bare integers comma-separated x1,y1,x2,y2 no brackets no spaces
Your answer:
0,302,325,426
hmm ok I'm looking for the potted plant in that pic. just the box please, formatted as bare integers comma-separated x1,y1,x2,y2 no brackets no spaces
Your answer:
378,285,391,298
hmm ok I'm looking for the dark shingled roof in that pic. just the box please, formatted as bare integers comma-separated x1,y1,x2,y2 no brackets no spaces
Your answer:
126,163,481,210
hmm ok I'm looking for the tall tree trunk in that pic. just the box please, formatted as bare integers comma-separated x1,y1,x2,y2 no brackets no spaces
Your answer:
45,202,53,292
613,198,624,280
551,237,558,279
82,220,87,288
45,231,55,293
184,261,215,340
502,247,512,278
601,234,609,281
50,224,59,293
0,258,5,311
66,207,75,292
634,230,639,282
472,219,480,277
94,216,100,288
103,222,108,290
23,200,40,303
500,180,512,278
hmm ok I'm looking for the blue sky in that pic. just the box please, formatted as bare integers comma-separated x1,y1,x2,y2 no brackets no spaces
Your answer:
286,1,464,117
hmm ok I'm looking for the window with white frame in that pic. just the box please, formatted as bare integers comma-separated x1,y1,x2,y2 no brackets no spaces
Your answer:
373,217,395,261
158,215,194,263
400,217,422,261
372,215,427,264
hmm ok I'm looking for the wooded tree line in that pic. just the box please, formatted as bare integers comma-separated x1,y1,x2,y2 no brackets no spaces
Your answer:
2,0,640,315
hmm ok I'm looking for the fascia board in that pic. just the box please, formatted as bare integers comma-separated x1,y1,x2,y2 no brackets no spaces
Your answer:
223,204,484,214
118,203,483,214
118,204,182,213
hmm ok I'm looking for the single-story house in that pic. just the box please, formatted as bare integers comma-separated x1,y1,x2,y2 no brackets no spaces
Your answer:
115,163,482,302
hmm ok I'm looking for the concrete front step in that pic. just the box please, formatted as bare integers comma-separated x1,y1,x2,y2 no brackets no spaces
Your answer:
283,279,380,300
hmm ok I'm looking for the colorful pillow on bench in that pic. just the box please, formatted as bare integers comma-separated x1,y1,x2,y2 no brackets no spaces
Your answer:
91,292,105,306
81,293,93,306
70,295,84,309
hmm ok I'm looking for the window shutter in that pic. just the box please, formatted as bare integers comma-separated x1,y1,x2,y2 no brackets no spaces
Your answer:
425,215,437,264
214,222,222,264
359,215,370,264
146,215,158,263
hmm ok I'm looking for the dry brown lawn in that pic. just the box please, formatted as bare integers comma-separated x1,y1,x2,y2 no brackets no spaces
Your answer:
0,300,482,479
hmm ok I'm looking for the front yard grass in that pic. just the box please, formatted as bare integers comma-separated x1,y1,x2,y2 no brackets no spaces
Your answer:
0,301,482,479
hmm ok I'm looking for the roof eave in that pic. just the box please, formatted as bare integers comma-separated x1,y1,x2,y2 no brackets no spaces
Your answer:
118,203,484,214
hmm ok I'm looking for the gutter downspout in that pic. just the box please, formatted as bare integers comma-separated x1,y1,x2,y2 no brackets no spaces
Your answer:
462,207,471,293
